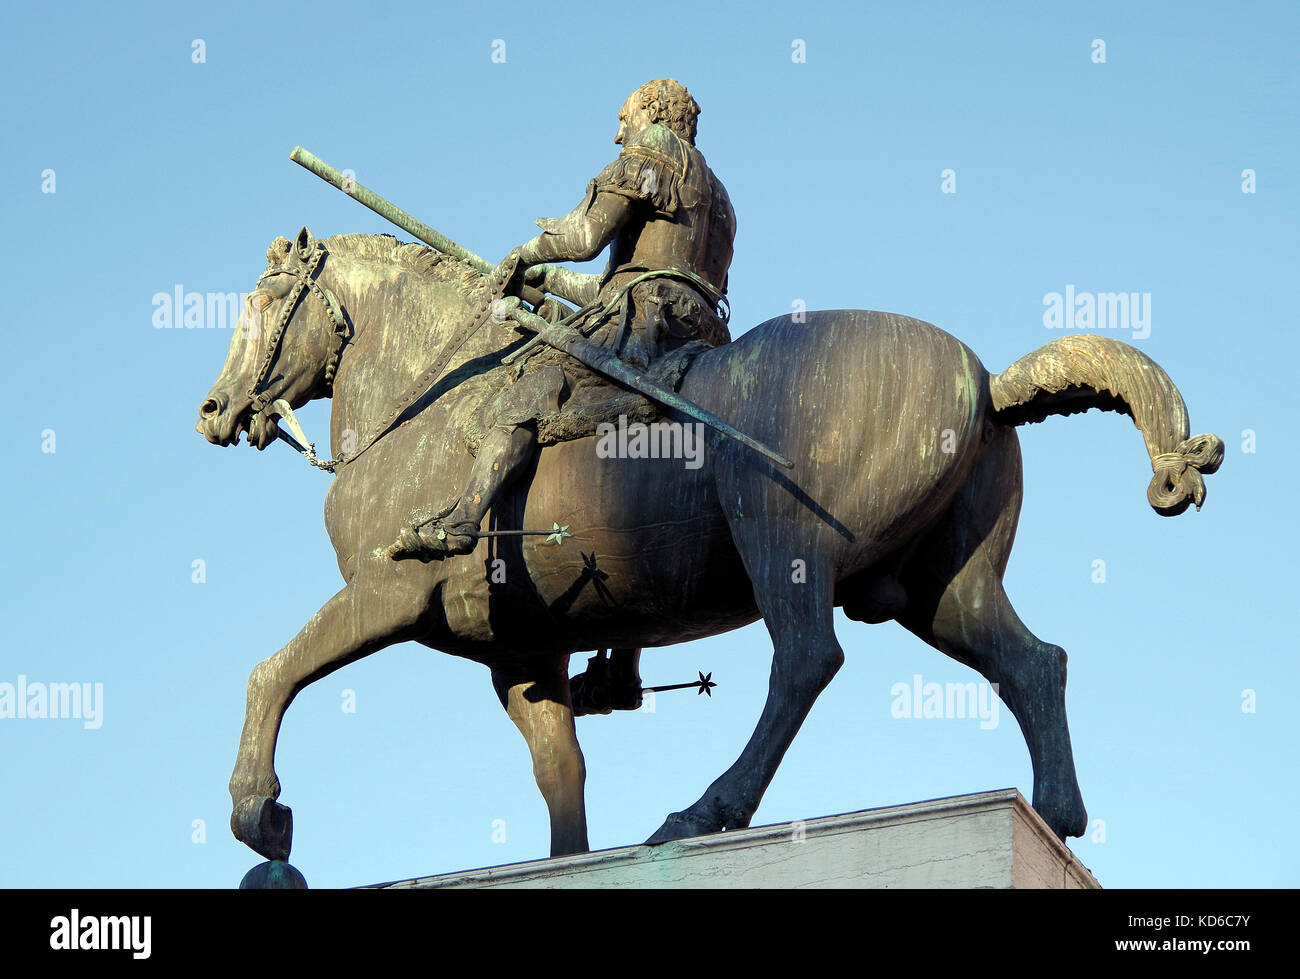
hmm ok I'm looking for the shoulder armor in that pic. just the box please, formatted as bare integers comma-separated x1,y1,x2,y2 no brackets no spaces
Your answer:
625,123,683,156
621,124,689,179
594,124,691,216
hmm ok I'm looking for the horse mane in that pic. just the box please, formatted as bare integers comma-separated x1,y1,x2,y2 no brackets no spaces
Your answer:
319,233,494,307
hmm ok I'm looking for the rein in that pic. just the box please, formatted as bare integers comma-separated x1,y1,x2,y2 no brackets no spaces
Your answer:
252,242,724,477
246,238,348,417
256,240,513,475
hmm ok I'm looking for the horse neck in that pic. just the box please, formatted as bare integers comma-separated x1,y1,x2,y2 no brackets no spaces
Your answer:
321,251,495,451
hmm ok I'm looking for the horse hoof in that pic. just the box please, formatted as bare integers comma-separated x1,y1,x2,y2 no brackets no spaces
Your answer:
239,860,308,889
231,796,293,861
1033,793,1088,840
1047,806,1089,841
644,810,719,845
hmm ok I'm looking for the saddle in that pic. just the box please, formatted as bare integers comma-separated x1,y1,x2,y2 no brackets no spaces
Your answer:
457,340,710,456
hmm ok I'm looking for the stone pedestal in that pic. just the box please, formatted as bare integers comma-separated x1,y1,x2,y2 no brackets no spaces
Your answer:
367,789,1099,889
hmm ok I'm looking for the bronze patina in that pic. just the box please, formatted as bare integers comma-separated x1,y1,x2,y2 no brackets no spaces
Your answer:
412,79,741,561
197,80,1223,887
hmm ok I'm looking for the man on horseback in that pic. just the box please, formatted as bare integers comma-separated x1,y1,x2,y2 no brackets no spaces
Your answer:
392,78,736,562
388,78,735,715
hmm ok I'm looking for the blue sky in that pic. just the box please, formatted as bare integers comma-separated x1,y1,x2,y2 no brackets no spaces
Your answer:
1,0,1295,888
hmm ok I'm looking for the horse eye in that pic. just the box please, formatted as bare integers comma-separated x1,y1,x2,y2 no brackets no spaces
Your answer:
261,275,294,299
250,293,273,312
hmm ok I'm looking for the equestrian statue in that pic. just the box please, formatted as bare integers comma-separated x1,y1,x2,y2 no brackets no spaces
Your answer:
195,79,1223,887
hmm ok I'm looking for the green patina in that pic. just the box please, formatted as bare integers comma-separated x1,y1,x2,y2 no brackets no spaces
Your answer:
725,332,769,401
958,344,981,431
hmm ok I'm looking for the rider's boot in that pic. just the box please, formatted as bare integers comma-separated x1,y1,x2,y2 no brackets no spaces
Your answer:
440,422,539,550
387,364,566,562
570,648,644,716
387,423,538,560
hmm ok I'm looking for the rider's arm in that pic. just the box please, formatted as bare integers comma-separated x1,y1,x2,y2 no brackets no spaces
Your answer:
516,127,682,305
514,189,630,307
537,265,603,307
518,192,631,266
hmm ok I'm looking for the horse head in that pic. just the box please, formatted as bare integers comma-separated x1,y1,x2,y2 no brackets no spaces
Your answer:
196,226,348,449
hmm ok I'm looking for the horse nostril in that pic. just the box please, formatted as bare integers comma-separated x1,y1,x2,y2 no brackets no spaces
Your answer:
199,398,220,418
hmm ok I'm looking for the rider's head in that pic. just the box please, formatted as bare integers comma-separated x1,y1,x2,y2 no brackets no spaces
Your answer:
616,79,700,146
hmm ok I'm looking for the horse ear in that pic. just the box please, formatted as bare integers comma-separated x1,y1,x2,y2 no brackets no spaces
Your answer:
266,236,292,267
295,226,315,259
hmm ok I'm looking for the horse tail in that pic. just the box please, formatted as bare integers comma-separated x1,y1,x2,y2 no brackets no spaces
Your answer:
989,334,1223,516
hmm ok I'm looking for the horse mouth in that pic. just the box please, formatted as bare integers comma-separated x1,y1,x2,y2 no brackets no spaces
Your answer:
246,410,280,450
197,397,279,450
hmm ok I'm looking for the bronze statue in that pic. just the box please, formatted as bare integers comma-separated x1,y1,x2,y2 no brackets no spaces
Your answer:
196,84,1223,885
388,79,734,715
395,78,735,562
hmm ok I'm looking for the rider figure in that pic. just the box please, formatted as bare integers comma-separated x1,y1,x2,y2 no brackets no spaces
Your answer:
394,78,736,564
391,79,736,715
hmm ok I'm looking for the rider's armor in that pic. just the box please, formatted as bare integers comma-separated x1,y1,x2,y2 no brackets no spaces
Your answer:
389,117,737,568
520,122,736,370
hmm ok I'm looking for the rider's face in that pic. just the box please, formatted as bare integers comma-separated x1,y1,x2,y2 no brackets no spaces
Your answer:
615,95,655,146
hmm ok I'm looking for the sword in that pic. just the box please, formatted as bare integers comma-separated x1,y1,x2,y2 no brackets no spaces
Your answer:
288,146,795,471
500,299,795,470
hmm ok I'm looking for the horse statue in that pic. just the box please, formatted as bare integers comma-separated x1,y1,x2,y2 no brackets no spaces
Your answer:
196,226,1223,879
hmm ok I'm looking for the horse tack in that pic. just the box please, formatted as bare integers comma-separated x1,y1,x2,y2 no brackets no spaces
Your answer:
332,274,512,470
257,240,738,475
247,232,348,417
201,234,1224,880
248,232,512,473
500,266,728,368
259,256,731,472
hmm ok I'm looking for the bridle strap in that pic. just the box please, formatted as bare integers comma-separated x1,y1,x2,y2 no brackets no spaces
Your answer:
250,242,510,475
246,243,348,415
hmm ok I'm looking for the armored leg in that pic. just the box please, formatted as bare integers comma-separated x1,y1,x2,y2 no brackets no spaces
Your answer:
388,365,566,561
570,648,643,716
440,423,539,552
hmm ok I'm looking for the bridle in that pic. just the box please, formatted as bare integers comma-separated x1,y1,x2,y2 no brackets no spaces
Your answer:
242,234,515,476
245,235,349,417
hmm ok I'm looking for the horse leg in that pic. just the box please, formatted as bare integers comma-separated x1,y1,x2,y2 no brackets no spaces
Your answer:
492,653,590,856
901,572,1088,839
897,426,1088,839
647,567,843,843
229,576,429,860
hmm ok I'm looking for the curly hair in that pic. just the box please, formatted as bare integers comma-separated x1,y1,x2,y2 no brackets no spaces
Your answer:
631,78,701,143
